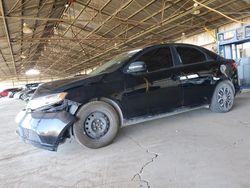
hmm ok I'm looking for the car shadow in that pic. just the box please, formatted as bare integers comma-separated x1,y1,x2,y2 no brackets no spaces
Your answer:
57,92,250,155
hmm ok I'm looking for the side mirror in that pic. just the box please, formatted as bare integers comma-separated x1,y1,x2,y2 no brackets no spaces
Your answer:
127,61,146,73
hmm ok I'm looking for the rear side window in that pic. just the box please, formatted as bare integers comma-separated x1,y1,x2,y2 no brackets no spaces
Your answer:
176,46,206,65
136,47,173,72
204,49,223,61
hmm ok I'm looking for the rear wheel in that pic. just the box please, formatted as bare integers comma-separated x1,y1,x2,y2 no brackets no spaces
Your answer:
210,80,235,113
73,101,120,149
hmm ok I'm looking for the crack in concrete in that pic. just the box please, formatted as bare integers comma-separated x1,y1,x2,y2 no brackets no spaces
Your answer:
239,121,250,127
127,135,159,188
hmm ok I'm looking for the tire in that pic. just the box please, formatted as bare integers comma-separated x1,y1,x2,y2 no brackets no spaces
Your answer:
210,80,235,113
73,101,120,149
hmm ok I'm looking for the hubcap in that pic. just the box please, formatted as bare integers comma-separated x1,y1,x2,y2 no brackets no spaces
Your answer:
217,86,233,111
84,111,110,139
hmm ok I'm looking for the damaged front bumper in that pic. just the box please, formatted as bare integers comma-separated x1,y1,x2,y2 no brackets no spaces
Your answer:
16,110,76,151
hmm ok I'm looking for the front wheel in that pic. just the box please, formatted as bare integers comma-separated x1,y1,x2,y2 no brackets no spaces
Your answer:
73,101,120,149
210,80,235,113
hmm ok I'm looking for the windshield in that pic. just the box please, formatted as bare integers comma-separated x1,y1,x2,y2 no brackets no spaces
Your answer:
90,49,142,75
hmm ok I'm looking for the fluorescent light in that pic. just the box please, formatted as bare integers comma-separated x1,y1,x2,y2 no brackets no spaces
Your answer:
192,10,201,15
25,69,40,76
23,23,33,34
20,53,26,59
53,27,58,35
192,3,200,15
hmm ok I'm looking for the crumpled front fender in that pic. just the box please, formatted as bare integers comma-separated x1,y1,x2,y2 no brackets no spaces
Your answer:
17,110,76,151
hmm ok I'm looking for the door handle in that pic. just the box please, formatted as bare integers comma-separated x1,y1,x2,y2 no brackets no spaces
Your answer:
171,74,187,81
179,76,188,80
172,74,199,81
186,74,199,79
179,74,199,80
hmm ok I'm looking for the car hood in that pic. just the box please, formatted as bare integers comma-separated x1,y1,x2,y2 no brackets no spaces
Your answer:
32,74,104,99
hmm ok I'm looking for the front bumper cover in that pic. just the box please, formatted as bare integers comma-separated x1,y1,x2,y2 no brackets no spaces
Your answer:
16,110,76,151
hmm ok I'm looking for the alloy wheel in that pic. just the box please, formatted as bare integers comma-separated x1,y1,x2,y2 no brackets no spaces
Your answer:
217,86,233,111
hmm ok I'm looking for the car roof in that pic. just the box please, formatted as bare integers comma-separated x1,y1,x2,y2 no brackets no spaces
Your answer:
143,43,205,50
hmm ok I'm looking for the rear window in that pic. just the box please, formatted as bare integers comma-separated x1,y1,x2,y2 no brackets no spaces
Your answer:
176,46,206,65
203,49,224,61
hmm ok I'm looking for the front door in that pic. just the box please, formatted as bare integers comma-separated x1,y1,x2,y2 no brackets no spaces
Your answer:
122,72,149,119
124,46,182,117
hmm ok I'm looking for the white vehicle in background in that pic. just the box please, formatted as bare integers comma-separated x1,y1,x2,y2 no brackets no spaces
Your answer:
14,91,24,99
14,83,42,101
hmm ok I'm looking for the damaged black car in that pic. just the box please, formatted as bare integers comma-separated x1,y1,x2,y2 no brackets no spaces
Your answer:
16,43,240,151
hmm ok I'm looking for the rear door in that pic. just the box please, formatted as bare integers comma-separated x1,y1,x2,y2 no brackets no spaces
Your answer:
174,45,216,107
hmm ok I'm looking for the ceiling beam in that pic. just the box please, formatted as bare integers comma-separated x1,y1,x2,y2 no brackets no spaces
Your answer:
58,0,183,70
0,15,155,25
0,15,74,22
100,0,161,39
0,46,9,76
78,0,247,73
44,0,135,74
93,0,185,55
61,0,218,74
6,0,22,15
36,0,91,62
7,0,55,15
10,37,127,41
42,0,115,74
22,0,67,71
0,0,17,77
22,0,48,71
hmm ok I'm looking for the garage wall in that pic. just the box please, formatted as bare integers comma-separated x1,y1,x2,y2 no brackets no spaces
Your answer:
176,17,250,52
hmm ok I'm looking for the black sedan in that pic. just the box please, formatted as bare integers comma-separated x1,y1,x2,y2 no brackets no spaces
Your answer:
16,43,239,151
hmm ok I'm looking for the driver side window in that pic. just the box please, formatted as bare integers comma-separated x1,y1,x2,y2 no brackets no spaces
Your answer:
136,47,173,72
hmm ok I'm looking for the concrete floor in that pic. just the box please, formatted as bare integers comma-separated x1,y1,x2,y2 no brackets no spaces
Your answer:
0,92,250,188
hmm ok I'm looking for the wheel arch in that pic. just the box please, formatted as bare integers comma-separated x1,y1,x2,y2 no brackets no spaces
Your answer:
207,78,235,104
210,78,235,113
99,97,124,126
72,99,121,148
73,97,124,129
215,78,235,95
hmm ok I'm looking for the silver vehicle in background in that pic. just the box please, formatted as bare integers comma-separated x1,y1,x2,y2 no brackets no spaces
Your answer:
14,83,42,101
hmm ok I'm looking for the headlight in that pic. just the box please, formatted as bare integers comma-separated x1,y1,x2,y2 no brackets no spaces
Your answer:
26,92,67,110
